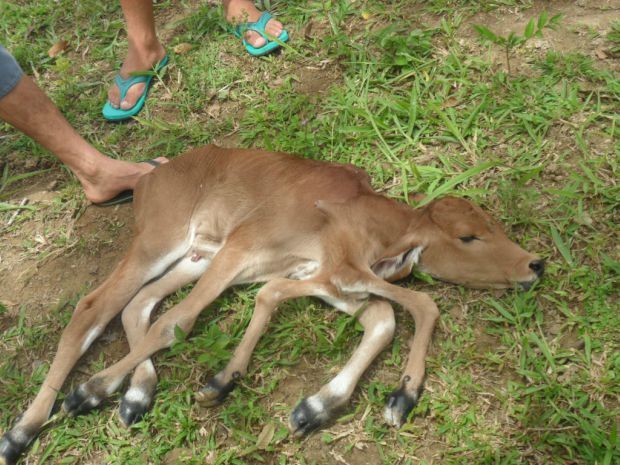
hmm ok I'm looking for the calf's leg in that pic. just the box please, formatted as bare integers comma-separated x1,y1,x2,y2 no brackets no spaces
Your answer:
61,246,248,412
363,276,439,428
196,277,341,406
289,300,395,435
0,237,184,465
118,255,211,425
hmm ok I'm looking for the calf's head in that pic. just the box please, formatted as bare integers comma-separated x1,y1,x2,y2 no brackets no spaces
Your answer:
374,196,543,289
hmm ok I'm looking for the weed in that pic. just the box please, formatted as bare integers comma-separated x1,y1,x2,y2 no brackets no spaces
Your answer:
608,21,620,54
474,12,562,74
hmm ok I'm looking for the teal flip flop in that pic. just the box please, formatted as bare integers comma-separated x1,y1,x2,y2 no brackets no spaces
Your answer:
95,159,162,207
232,12,289,57
102,55,169,121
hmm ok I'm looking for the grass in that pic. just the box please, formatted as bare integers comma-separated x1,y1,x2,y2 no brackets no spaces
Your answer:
0,0,618,464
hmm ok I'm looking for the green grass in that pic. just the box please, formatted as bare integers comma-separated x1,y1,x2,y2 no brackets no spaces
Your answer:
1,1,618,464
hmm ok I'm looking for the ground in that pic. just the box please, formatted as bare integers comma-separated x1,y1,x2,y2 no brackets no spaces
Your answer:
0,0,618,464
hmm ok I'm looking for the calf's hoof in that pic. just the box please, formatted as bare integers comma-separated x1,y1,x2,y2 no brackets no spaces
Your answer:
119,387,153,426
288,398,330,437
383,385,419,428
0,431,31,465
195,375,237,407
62,385,103,417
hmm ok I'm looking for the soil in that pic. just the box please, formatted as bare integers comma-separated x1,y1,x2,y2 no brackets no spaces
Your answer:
462,0,620,73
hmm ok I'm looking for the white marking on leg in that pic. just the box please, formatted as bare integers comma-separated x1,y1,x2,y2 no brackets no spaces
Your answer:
148,243,192,281
6,429,28,444
327,368,356,398
371,319,396,338
80,325,104,355
105,376,125,396
140,298,159,324
318,295,365,314
142,360,156,376
124,387,148,404
307,395,326,414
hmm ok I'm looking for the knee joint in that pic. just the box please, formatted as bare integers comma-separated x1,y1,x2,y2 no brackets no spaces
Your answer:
367,303,396,339
255,287,281,309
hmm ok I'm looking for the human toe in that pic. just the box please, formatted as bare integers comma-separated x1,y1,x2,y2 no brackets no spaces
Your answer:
244,30,267,48
120,82,147,110
107,85,121,109
266,18,283,37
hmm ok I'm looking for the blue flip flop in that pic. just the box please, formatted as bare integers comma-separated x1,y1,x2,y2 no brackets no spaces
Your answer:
233,12,289,57
102,55,169,121
95,159,162,207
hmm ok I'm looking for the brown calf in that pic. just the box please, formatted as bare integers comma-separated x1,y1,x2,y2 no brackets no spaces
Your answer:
0,145,543,464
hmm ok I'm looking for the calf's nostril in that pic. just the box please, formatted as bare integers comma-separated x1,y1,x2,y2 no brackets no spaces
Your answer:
529,259,545,277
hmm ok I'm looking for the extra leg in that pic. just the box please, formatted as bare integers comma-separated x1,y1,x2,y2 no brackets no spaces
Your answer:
196,278,340,406
289,300,396,436
0,238,183,465
119,255,210,425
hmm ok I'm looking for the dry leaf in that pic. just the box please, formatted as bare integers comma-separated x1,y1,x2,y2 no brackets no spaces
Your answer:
594,48,607,60
256,423,275,450
173,43,193,55
48,40,68,58
441,97,459,108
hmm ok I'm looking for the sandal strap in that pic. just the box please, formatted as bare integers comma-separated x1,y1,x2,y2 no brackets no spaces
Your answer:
253,11,273,31
113,56,169,102
237,11,275,40
114,74,150,102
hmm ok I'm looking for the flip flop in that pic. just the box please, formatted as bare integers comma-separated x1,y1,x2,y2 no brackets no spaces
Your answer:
102,55,169,122
95,159,162,207
232,12,289,57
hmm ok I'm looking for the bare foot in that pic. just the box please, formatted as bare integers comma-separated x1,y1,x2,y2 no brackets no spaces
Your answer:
224,0,284,48
107,42,166,110
79,156,168,204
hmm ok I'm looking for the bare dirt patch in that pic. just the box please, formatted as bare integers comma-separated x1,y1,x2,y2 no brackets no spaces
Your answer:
293,63,341,96
462,0,620,71
1,190,133,324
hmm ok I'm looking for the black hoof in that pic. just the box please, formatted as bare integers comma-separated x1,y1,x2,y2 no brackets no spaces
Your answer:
119,398,149,426
0,431,31,465
383,386,419,428
62,385,102,417
289,398,329,437
195,375,237,407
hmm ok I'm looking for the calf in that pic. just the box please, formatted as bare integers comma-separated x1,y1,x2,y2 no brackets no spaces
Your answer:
0,145,543,464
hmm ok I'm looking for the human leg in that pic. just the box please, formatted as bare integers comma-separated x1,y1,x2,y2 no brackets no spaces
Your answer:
223,0,285,49
106,0,166,111
0,73,165,203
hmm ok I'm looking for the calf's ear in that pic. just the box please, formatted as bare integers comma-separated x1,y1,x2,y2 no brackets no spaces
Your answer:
371,234,423,281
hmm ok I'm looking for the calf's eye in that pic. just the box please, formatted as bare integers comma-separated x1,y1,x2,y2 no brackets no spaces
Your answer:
459,235,479,243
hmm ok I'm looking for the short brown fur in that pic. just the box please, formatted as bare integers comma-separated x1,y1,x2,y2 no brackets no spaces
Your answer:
0,146,542,464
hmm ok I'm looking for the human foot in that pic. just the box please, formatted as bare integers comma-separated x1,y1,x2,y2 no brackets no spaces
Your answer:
224,0,284,49
80,156,168,204
107,43,167,111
